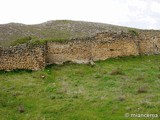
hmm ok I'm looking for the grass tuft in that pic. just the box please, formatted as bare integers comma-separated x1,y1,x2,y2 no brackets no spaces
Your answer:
137,86,148,93
110,68,125,75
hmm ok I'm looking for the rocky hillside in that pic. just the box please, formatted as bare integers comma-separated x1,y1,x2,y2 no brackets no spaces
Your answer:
0,20,130,46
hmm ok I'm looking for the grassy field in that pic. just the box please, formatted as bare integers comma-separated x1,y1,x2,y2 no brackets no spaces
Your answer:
0,55,160,120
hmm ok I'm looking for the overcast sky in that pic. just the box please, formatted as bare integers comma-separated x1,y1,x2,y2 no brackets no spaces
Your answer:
0,0,160,29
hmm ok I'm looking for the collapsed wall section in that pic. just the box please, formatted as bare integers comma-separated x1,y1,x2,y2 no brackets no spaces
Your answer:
46,39,92,64
0,44,46,71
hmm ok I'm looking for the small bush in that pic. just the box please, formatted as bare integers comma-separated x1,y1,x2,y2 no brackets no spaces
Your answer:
128,28,139,37
11,36,32,46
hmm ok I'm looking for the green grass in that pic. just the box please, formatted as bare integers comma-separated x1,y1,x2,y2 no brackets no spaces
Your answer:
10,36,32,46
10,37,68,46
0,55,160,120
29,38,68,46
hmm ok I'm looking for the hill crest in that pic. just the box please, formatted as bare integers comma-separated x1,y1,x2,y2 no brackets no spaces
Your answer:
0,20,131,46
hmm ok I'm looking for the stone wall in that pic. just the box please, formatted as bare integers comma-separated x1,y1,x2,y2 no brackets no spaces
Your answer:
91,32,139,61
0,44,46,71
138,31,160,55
47,31,160,64
1,30,160,70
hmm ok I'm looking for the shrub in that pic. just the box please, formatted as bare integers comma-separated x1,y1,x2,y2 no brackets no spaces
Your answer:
128,28,139,37
11,36,32,46
10,36,68,46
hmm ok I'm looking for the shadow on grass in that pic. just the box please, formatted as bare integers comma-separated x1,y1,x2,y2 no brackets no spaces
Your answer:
0,69,32,75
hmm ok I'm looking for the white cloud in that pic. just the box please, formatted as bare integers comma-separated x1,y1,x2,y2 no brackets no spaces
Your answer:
150,1,160,13
140,17,157,25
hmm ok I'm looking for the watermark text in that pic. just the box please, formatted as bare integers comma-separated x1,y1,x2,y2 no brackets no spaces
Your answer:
125,113,159,118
